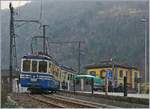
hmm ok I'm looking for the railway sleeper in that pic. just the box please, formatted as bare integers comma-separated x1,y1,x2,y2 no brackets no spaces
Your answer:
43,95,98,108
47,94,119,108
28,95,65,108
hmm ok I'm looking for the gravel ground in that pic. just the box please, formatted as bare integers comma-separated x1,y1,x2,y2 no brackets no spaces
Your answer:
7,92,149,108
9,93,56,108
57,92,149,108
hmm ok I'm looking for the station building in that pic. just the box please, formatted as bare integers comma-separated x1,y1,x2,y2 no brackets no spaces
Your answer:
84,61,140,90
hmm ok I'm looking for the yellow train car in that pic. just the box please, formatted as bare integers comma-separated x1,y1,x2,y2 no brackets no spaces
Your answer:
47,60,76,90
59,65,76,90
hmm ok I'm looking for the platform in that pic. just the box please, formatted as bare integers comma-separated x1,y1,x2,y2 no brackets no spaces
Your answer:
77,91,149,99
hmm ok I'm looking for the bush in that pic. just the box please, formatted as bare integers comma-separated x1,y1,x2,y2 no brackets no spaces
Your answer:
140,83,149,94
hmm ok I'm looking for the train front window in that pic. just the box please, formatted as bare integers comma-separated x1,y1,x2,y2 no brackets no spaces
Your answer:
23,60,31,72
39,61,47,72
32,61,37,72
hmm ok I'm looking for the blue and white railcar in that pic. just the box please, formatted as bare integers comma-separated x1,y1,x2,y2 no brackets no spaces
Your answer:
20,54,60,92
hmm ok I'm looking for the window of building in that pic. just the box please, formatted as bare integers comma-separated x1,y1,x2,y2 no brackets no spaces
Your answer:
100,70,106,78
39,61,47,72
126,71,128,77
32,60,37,72
23,60,31,72
90,71,96,76
119,70,123,78
134,72,138,80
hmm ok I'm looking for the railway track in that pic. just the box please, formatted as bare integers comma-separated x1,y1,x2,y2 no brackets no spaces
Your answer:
42,94,97,108
13,93,119,108
29,94,97,108
42,94,118,108
28,94,65,108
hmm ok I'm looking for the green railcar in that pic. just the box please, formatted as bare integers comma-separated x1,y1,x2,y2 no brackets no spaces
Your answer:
76,75,105,91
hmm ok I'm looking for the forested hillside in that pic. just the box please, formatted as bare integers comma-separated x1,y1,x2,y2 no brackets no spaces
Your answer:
1,0,148,72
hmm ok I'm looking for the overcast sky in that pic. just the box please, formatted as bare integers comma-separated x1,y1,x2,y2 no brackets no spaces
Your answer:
1,0,147,10
1,0,31,10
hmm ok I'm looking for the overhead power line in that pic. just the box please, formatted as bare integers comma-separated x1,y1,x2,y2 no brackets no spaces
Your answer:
39,0,43,21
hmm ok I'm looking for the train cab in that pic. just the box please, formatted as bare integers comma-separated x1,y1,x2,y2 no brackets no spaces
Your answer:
20,54,60,92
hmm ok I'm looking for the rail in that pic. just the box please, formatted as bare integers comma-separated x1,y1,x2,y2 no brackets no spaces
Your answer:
28,94,64,108
43,94,118,108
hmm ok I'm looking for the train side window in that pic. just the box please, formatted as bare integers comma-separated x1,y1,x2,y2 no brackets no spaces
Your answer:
58,72,60,79
65,72,67,80
59,73,61,79
39,61,47,73
51,64,54,72
48,62,52,73
23,60,31,72
71,75,74,80
49,62,52,68
68,74,70,80
32,60,37,72
56,72,58,78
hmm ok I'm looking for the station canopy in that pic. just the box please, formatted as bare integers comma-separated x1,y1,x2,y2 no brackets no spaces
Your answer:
76,75,104,84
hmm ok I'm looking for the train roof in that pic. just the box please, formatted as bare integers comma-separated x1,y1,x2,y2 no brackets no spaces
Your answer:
59,65,76,73
22,54,58,65
23,55,50,60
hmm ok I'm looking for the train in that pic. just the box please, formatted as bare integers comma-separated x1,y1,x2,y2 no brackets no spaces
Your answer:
20,52,76,93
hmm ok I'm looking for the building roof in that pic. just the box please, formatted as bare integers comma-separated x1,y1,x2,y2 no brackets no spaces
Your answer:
84,61,139,70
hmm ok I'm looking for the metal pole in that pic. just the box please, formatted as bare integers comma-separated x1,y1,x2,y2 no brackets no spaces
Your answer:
105,77,108,96
144,20,148,83
73,77,75,94
91,78,94,94
43,25,46,53
47,40,84,74
124,76,127,96
9,3,14,93
42,25,48,54
78,41,81,74
141,18,148,83
111,58,114,92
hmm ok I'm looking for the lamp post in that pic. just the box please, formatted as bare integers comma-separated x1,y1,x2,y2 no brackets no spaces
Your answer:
141,18,148,83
